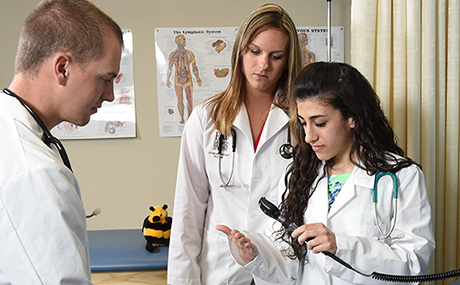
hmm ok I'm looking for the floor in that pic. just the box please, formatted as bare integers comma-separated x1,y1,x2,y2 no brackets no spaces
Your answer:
92,270,167,285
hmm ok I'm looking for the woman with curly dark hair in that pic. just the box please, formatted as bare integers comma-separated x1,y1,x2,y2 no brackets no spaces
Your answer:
218,62,435,284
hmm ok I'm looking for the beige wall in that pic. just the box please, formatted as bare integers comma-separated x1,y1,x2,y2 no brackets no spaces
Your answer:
0,0,351,230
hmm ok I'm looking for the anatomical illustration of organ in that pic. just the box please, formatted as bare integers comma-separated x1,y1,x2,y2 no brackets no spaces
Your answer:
57,122,78,133
213,68,229,78
211,39,227,53
104,121,125,134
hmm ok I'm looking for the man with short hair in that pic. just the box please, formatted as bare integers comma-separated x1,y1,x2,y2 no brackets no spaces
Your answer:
0,0,123,283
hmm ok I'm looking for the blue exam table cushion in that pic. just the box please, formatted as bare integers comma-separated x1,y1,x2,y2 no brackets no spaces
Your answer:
88,229,168,272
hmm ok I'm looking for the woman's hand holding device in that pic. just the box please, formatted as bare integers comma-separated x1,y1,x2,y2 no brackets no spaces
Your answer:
292,223,337,254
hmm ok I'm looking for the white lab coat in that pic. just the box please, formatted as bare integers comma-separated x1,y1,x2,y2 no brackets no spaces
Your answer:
168,103,292,285
229,162,435,285
0,93,92,284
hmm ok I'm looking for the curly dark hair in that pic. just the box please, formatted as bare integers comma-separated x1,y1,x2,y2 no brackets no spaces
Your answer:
277,62,420,260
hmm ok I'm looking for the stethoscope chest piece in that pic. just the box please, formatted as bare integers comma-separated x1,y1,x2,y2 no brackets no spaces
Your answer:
279,126,293,159
279,143,293,159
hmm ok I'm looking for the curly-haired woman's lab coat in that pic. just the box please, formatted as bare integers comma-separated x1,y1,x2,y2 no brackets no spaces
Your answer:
229,163,435,285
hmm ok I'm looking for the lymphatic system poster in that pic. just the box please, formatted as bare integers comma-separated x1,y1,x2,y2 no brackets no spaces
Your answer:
51,29,136,139
155,27,237,137
155,26,343,137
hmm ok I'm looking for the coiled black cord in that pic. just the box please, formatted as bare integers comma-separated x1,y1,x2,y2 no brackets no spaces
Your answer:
324,249,460,283
371,269,460,283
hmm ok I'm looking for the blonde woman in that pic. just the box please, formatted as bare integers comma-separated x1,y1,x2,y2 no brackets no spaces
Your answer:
168,4,302,285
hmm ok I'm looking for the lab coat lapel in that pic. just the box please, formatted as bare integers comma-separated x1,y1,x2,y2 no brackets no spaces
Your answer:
327,166,374,218
233,104,289,148
233,104,253,145
306,168,329,225
327,175,356,218
256,106,289,152
0,94,44,138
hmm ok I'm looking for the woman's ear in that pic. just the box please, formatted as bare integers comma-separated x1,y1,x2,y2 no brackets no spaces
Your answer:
349,117,355,128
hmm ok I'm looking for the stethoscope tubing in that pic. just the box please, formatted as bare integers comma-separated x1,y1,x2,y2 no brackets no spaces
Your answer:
372,171,398,240
3,88,72,171
218,128,237,187
217,126,292,187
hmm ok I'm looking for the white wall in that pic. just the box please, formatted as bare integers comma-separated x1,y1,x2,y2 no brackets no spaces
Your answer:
0,0,351,230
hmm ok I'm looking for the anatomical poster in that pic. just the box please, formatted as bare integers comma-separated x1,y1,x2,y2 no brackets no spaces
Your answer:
51,29,136,139
155,27,238,137
296,26,344,64
155,26,343,137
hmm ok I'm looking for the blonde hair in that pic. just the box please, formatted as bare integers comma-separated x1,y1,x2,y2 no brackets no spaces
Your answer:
15,0,123,77
204,3,302,135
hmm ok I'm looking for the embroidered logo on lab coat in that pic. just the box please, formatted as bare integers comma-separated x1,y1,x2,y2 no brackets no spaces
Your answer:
209,131,230,158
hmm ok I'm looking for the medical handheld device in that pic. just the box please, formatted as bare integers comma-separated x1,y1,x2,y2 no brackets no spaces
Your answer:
259,196,298,233
3,88,72,171
259,197,460,283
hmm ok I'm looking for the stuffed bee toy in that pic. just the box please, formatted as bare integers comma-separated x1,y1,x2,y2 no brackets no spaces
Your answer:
142,204,172,252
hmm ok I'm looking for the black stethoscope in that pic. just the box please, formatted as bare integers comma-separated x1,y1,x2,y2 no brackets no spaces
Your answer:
217,126,293,187
3,88,73,171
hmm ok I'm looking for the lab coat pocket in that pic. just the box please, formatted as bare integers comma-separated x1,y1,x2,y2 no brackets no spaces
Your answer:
199,228,231,284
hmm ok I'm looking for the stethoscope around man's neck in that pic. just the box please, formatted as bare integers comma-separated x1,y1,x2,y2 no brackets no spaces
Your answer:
217,125,293,187
3,88,73,171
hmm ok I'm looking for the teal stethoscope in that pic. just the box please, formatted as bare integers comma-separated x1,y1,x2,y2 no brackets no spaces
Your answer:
373,171,402,240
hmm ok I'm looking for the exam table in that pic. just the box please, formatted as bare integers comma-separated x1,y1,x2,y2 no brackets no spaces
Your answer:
88,229,168,284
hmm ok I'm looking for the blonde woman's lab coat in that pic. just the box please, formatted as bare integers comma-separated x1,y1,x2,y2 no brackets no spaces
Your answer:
0,94,92,284
168,103,292,285
229,163,435,285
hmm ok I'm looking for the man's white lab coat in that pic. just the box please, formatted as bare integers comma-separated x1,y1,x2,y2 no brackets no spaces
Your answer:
0,93,92,284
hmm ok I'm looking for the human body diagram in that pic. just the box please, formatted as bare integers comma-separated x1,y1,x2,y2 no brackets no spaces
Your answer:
166,34,203,124
299,32,316,66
